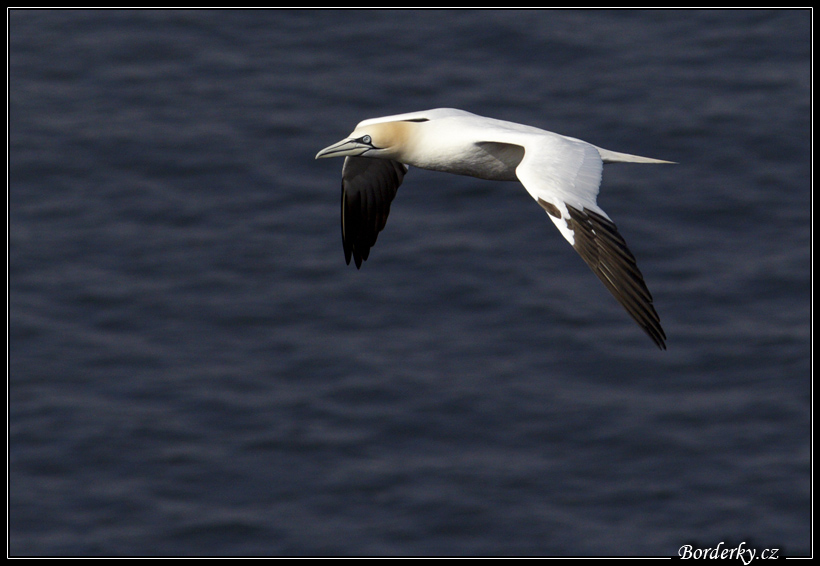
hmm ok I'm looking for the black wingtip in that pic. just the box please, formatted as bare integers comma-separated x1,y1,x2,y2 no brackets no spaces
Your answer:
565,204,667,350
339,157,406,272
652,331,668,351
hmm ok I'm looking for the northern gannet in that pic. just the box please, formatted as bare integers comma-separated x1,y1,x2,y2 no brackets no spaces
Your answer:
316,108,671,349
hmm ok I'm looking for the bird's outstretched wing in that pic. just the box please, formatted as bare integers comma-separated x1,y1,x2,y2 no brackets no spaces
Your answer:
513,134,666,349
340,156,408,268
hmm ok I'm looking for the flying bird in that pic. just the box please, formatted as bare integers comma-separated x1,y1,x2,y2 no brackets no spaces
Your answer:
316,108,671,349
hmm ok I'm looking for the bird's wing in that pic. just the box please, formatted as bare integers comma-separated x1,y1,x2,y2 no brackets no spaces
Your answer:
340,156,408,268
513,134,666,349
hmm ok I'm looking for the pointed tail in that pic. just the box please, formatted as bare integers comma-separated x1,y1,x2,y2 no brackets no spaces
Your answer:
595,146,676,164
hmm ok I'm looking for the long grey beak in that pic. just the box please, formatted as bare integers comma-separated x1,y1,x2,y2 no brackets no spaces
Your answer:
315,138,369,159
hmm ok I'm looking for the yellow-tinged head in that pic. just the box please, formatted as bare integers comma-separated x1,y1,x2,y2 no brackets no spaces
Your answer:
315,121,417,161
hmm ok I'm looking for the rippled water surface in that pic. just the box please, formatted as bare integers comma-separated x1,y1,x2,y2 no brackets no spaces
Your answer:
10,9,810,556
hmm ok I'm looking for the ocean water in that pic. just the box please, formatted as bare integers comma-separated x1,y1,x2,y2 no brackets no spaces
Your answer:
9,9,810,556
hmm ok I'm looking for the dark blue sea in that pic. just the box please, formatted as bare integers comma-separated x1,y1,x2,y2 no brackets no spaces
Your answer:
9,9,811,556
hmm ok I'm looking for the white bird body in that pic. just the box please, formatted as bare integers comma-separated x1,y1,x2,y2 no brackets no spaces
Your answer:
316,108,671,348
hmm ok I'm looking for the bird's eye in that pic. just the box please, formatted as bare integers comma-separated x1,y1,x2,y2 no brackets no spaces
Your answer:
361,135,372,145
